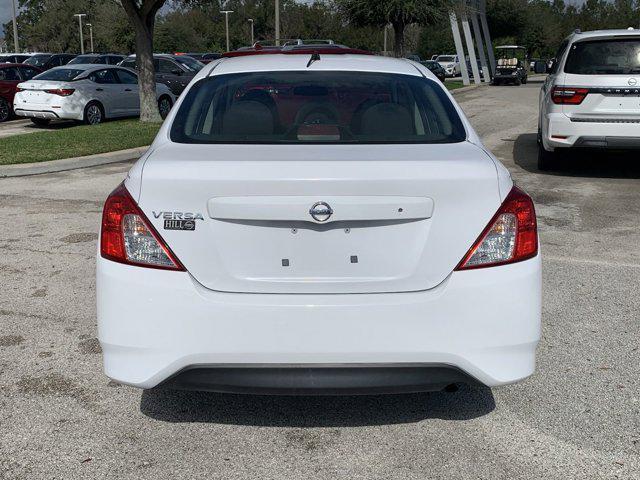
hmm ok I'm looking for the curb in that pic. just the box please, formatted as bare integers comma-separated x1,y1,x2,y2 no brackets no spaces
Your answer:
450,84,482,94
0,146,148,178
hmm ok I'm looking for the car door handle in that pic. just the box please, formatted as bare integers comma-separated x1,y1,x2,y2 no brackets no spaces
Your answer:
96,88,104,91
124,88,132,92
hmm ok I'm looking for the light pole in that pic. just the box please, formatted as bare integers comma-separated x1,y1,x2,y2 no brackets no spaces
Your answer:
274,0,280,46
220,10,233,52
86,23,94,53
248,18,254,46
11,0,19,52
74,13,86,54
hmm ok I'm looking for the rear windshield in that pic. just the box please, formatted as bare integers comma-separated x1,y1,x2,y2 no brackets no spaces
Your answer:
437,56,455,62
564,39,640,75
33,68,84,81
68,55,96,64
24,55,52,66
170,71,466,144
175,56,204,72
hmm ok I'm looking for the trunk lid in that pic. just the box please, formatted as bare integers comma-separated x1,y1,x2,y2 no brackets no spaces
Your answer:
137,142,501,294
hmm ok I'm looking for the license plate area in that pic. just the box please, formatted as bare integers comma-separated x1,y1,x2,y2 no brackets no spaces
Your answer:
210,218,431,292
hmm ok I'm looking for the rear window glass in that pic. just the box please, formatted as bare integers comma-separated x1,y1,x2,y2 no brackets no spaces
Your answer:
170,71,466,144
33,68,84,81
24,55,52,67
436,56,455,62
564,39,640,75
175,56,204,72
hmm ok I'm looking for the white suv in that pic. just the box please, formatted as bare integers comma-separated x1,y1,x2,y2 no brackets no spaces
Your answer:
435,55,461,77
538,28,640,169
97,45,541,395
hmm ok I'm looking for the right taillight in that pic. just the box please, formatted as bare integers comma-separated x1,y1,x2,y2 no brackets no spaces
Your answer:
100,183,185,271
551,86,589,105
456,186,538,270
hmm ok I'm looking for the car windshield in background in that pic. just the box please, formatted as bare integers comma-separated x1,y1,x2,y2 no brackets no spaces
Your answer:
437,56,455,62
68,55,95,64
24,55,52,67
33,68,84,81
565,39,640,74
171,71,466,144
175,56,204,72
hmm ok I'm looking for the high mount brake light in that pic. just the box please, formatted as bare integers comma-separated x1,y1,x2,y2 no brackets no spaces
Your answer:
456,186,538,270
44,88,75,96
100,183,185,271
551,86,589,105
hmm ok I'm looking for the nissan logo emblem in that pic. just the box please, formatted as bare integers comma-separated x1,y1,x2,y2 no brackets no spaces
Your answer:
309,201,333,222
628,78,638,86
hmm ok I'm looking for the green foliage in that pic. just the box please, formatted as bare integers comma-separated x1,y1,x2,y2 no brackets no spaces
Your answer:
0,119,160,165
5,0,640,59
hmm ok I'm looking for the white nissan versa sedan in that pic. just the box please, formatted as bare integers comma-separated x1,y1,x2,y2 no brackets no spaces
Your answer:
538,28,640,169
97,44,541,395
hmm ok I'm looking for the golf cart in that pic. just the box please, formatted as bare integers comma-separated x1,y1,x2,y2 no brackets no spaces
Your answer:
492,45,528,85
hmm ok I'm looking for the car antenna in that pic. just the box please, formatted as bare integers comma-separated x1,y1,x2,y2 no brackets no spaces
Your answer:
307,51,321,68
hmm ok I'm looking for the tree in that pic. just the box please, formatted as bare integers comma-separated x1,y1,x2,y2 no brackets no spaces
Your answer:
337,0,451,57
119,0,167,122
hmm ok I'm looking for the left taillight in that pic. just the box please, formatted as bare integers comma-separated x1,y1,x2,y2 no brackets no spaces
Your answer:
100,183,185,271
551,86,589,105
456,186,538,270
44,88,75,96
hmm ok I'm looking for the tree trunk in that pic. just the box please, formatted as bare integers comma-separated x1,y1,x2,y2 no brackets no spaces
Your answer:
134,17,161,123
120,0,164,123
392,21,405,58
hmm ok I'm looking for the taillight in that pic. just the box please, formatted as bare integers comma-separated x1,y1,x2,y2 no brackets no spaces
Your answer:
100,183,185,271
551,86,588,105
456,186,538,270
44,88,75,96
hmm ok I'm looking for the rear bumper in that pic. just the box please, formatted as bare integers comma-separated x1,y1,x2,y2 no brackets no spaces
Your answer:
97,254,542,392
13,108,59,120
160,365,478,395
544,112,640,149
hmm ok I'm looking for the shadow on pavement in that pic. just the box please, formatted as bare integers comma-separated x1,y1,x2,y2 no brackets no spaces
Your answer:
514,133,640,179
139,383,495,427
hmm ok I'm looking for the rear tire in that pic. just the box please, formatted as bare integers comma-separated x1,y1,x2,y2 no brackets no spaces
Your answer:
537,130,558,170
522,76,528,85
514,78,522,86
0,97,11,122
83,101,104,125
30,118,51,127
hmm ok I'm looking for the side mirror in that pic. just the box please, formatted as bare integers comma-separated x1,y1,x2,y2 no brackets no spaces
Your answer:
547,58,556,73
171,68,182,76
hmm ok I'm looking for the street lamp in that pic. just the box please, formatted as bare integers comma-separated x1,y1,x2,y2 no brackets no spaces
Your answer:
220,10,233,52
73,13,86,54
86,23,94,53
11,0,19,52
248,18,254,46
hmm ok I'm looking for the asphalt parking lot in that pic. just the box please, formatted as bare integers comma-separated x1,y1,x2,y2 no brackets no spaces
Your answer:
1,79,639,480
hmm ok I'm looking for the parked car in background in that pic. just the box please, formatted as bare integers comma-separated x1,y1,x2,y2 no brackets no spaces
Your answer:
97,44,540,395
492,46,528,85
119,54,204,96
0,63,42,122
67,54,125,65
538,28,640,169
435,54,461,77
466,59,485,79
23,53,76,71
13,64,174,126
0,54,31,63
201,53,223,63
421,60,446,82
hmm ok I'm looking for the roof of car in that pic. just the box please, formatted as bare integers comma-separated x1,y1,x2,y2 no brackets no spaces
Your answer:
568,28,640,40
0,63,35,68
201,53,426,79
